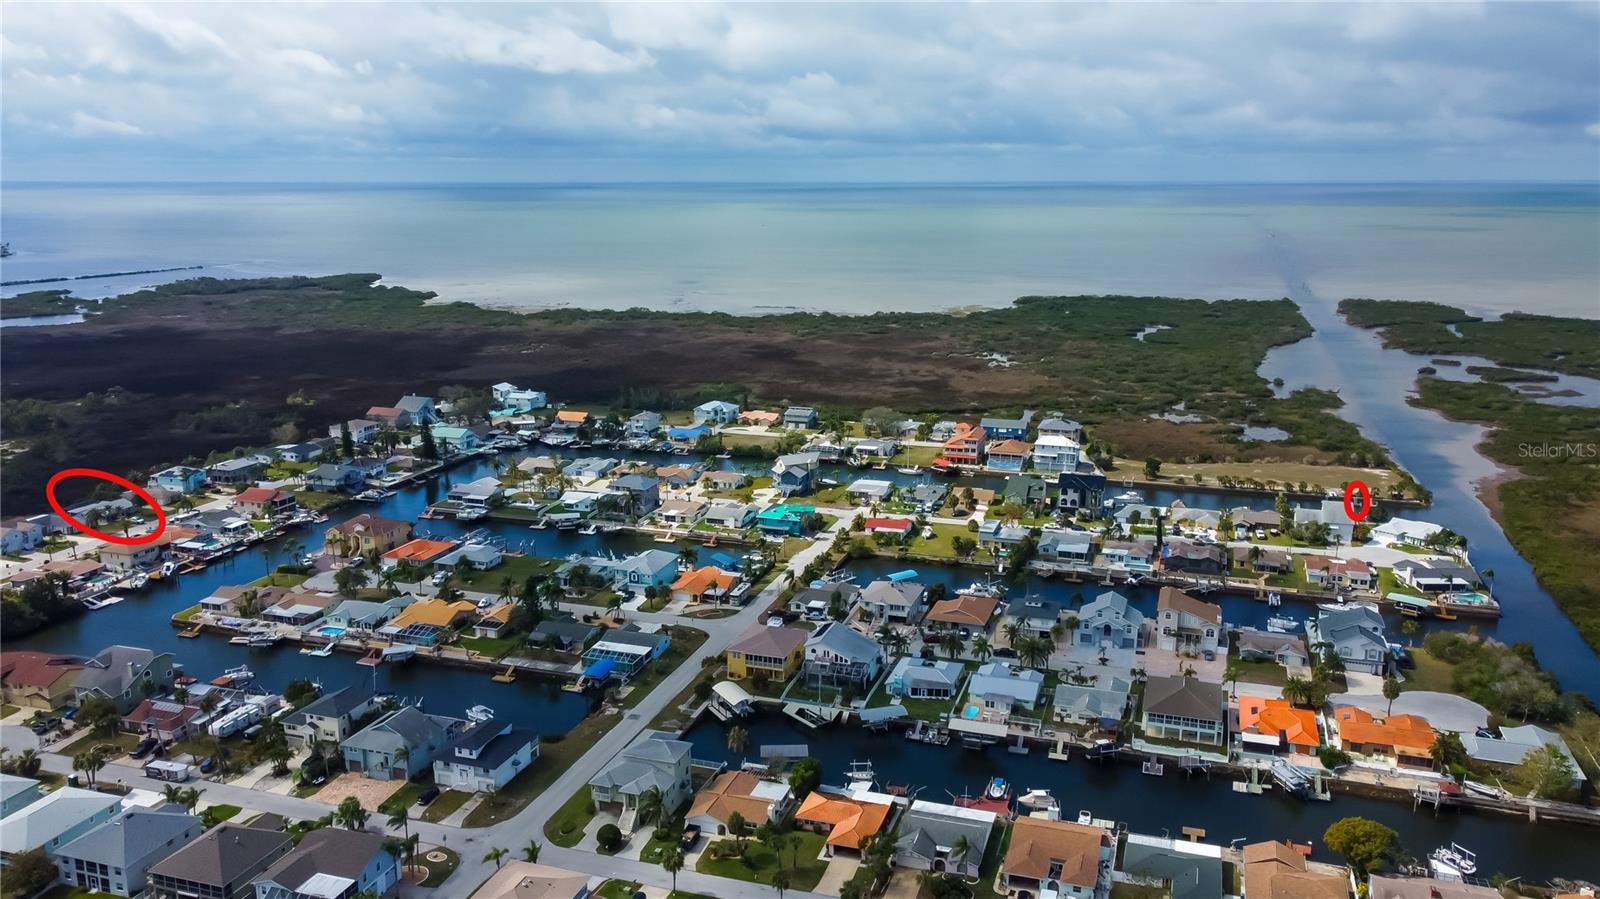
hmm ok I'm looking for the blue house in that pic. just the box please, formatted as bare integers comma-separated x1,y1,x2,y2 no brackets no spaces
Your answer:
758,504,814,536
772,452,821,496
979,410,1035,440
150,466,207,494
692,400,741,425
666,424,709,444
1057,461,1108,513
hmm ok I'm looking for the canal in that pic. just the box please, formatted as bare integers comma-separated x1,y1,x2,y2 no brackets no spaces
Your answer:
681,713,1600,882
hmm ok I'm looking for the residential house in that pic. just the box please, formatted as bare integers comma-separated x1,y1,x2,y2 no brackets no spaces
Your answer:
893,801,996,878
428,425,482,454
1052,673,1133,729
341,705,462,781
1162,541,1227,575
553,409,590,431
1306,605,1390,675
1075,591,1145,650
0,787,121,863
625,411,661,438
791,584,863,621
969,662,1043,711
1155,587,1224,655
234,487,298,519
587,731,694,831
384,598,478,645
302,463,362,492
472,604,515,639
253,828,400,899
796,789,894,858
861,579,926,622
910,483,948,513
664,425,709,447
1055,461,1108,513
589,549,679,592
281,684,382,747
0,651,85,711
491,382,548,412
1369,518,1451,549
726,625,810,682
923,595,1000,632
395,395,439,424
985,439,1032,472
365,405,412,427
380,538,460,569
1331,707,1436,768
1030,436,1080,474
328,419,380,446
583,628,671,678
887,658,963,700
929,421,960,441
1306,556,1375,591
324,514,413,558
436,542,503,572
97,532,178,573
1000,816,1112,899
1234,629,1310,669
704,501,758,529
1011,596,1065,638
692,400,741,425
124,698,204,742
274,443,323,464
447,477,504,510
1100,539,1156,571
432,718,539,793
469,864,590,899
657,499,706,528
1,775,43,819
54,807,203,897
804,622,886,687
806,435,850,462
1037,529,1094,564
608,474,662,516
0,518,45,555
864,517,915,539
1141,676,1225,745
1003,476,1051,511
1117,833,1224,899
148,825,294,899
1237,697,1321,755
980,410,1035,440
1232,547,1291,574
263,592,339,627
757,504,814,536
738,410,781,426
322,595,415,633
1392,558,1479,593
771,452,821,496
1462,725,1587,788
977,520,1030,550
851,438,899,460
671,566,741,605
937,423,987,467
207,457,265,487
1240,841,1348,899
703,471,750,492
783,406,818,429
1368,876,1501,899
74,645,177,714
1293,499,1356,544
150,466,208,494
654,463,704,489
847,478,895,504
686,772,796,835
531,617,600,652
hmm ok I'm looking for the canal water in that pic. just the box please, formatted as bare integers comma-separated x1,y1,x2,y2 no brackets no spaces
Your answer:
681,713,1600,881
1257,232,1600,698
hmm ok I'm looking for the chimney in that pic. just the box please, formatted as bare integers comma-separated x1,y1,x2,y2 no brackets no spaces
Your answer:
128,661,137,680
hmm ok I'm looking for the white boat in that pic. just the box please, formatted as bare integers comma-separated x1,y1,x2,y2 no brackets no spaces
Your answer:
455,508,488,521
1266,591,1282,607
122,572,150,590
247,633,282,648
1016,788,1060,816
578,523,600,536
466,704,496,722
529,519,549,530
715,453,732,460
81,595,126,611
1428,843,1477,879
896,466,922,475
846,760,876,789
228,635,253,646
380,644,417,662
959,580,1005,598
1266,616,1299,634
211,665,254,686
985,776,1009,800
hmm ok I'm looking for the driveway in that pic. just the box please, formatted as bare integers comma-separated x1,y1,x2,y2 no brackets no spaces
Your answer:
1331,690,1489,734
813,856,861,897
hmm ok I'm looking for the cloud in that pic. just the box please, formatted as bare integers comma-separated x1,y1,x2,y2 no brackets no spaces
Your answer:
1,2,1596,181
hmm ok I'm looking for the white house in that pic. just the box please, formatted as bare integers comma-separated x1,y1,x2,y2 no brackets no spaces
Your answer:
1293,499,1355,543
588,730,694,832
329,419,381,445
1155,587,1223,655
693,400,741,425
432,718,539,792
704,501,759,529
491,382,548,411
1030,435,1081,473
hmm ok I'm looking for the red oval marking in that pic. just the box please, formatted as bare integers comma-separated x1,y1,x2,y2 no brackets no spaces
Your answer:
1343,480,1372,522
45,467,168,545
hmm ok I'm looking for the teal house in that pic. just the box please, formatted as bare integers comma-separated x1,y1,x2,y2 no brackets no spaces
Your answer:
757,504,815,536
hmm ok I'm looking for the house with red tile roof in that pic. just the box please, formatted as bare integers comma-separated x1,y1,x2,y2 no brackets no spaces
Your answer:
1332,706,1436,768
0,651,85,710
1237,696,1321,754
796,790,895,856
234,487,298,519
935,423,986,467
863,517,914,537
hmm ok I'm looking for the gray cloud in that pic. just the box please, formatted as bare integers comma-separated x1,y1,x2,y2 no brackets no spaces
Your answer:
2,2,1596,180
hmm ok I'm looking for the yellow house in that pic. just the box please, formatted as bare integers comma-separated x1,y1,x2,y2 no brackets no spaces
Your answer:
725,625,807,682
389,598,478,631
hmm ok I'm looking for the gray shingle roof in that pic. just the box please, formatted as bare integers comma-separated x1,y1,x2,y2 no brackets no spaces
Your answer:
55,806,200,869
255,827,385,888
1143,676,1223,723
147,824,292,885
806,621,881,663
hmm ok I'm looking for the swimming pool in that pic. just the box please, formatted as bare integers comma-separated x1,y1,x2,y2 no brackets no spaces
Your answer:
962,705,981,720
317,625,347,637
1450,592,1493,606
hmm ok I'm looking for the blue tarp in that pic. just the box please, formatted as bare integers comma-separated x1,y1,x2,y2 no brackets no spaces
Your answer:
666,425,708,440
886,569,919,582
584,658,617,680
710,552,738,569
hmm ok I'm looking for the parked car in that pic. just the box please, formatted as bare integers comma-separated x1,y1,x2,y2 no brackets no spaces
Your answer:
130,737,159,760
679,824,702,850
416,786,441,806
199,757,217,774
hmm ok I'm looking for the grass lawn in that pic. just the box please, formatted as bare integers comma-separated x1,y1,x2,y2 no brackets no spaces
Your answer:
973,822,1010,899
905,522,974,560
417,846,460,888
1111,884,1170,899
1233,658,1289,687
465,627,710,828
1117,458,1401,495
1401,647,1456,693
458,635,523,659
2,704,20,718
39,538,75,554
891,444,943,467
1377,567,1427,599
418,790,471,823
378,780,430,815
250,571,311,588
596,882,640,899
293,490,346,510
203,803,242,824
722,433,782,450
543,786,596,847
694,830,829,891
1263,557,1310,590
453,554,560,591
638,827,682,864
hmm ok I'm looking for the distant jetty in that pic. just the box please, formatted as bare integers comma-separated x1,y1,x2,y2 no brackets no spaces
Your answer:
2,264,203,287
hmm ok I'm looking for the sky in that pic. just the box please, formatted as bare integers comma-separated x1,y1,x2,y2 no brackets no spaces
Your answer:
2,2,1598,183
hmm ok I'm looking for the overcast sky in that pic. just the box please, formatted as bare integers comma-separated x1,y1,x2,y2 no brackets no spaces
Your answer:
3,2,1597,182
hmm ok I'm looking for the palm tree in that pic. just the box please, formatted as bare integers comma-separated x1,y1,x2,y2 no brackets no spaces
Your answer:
727,725,750,755
335,796,369,830
483,847,508,870
1002,620,1022,647
637,786,663,828
394,746,411,776
1223,661,1243,699
386,807,410,843
971,635,992,662
521,840,542,863
771,867,793,899
607,592,625,622
1282,676,1314,708
950,834,972,873
940,631,963,659
663,847,685,893
726,811,746,848
1383,676,1402,715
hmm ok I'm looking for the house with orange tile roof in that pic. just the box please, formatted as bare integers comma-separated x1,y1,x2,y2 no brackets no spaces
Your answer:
685,771,795,835
554,409,589,427
924,595,1000,631
738,410,781,426
935,423,987,467
1331,706,1436,768
671,566,742,605
1240,840,1348,899
1237,696,1321,754
796,790,895,856
366,405,413,427
234,486,298,519
1000,816,1112,899
382,538,460,567
984,439,1032,472
0,651,85,711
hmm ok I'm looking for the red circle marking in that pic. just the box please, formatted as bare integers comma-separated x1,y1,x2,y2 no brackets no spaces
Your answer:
1343,480,1372,522
45,467,168,546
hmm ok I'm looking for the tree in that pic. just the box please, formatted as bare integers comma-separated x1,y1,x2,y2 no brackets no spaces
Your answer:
788,757,823,798
771,867,793,899
949,834,972,872
1281,676,1315,708
1275,492,1294,533
861,407,904,437
387,807,410,843
1382,677,1402,715
335,796,369,831
0,848,58,896
637,786,663,828
521,839,543,863
727,725,750,755
972,635,992,662
340,420,355,459
596,823,624,852
73,745,109,786
1143,458,1162,479
483,846,509,870
1322,817,1400,875
1430,731,1469,771
663,847,685,893
1223,662,1243,698
941,631,964,659
1516,743,1577,799
334,565,370,597
726,810,747,848
418,425,439,460
77,694,119,736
